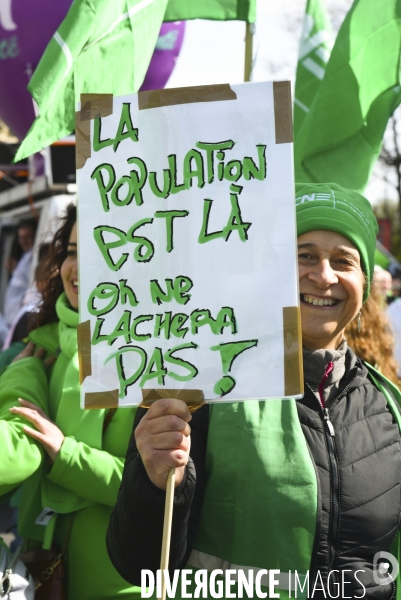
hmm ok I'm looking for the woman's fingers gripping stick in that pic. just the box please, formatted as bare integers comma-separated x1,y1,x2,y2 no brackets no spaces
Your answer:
139,399,192,439
145,398,192,423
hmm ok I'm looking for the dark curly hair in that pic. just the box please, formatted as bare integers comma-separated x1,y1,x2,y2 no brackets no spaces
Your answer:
30,204,76,330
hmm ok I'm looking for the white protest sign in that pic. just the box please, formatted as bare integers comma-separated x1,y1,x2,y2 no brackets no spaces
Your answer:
76,81,302,408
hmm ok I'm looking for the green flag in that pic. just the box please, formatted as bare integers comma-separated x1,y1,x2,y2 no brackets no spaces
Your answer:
294,0,401,192
294,0,333,138
15,0,257,162
164,0,256,22
15,0,169,162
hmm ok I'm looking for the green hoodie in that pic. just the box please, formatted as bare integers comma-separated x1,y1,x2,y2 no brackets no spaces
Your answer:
0,293,140,600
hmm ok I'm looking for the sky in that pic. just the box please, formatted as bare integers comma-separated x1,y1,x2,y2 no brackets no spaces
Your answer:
167,0,353,87
167,0,396,205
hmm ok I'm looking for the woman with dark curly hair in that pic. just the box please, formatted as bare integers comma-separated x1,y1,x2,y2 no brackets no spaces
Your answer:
0,204,140,600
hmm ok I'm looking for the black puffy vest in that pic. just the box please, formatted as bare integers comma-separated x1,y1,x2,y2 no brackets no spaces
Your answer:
297,350,401,599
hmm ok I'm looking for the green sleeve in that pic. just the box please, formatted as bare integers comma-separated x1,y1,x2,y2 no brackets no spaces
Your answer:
47,436,126,507
0,357,48,497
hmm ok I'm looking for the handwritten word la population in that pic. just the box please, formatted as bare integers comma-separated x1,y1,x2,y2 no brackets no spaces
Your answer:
90,102,267,211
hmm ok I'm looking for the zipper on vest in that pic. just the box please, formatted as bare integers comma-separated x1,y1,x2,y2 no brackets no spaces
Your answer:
304,443,323,587
306,381,339,590
323,407,335,436
306,375,357,595
325,377,357,592
324,405,339,593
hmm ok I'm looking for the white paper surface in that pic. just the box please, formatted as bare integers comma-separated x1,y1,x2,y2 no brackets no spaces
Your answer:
77,81,300,406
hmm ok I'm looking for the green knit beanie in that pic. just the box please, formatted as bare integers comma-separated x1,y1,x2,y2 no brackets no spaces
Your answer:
295,183,378,301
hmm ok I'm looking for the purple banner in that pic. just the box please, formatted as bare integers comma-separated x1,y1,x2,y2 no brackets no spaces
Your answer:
0,0,72,139
0,0,185,142
140,21,185,92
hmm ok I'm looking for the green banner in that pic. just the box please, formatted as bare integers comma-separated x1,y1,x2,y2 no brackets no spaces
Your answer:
164,0,256,22
15,0,169,162
15,0,257,162
294,0,401,192
294,0,333,139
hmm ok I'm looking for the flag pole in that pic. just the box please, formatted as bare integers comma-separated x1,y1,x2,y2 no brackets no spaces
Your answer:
244,22,254,82
140,391,205,600
159,467,176,600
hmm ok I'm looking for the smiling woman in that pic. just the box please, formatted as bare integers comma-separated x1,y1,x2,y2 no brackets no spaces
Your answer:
298,230,365,350
0,204,141,600
60,222,78,309
107,182,401,600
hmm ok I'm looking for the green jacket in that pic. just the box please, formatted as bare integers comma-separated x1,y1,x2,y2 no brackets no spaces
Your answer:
0,293,140,600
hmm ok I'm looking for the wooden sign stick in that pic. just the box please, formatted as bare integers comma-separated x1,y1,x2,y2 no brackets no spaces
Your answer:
160,467,176,600
140,389,205,600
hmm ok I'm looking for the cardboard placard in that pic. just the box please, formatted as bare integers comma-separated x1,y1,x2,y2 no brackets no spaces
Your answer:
77,81,302,408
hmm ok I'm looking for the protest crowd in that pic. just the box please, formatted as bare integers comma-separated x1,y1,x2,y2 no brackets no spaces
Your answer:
2,0,401,600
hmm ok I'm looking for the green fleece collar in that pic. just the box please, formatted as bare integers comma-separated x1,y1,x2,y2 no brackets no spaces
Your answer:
57,295,78,359
29,323,59,354
55,293,78,328
29,294,78,355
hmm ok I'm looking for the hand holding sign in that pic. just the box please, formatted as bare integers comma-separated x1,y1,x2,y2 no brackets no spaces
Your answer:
136,398,192,489
136,395,203,600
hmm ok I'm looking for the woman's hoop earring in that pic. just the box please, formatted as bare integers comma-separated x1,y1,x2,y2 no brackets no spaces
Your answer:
357,310,362,333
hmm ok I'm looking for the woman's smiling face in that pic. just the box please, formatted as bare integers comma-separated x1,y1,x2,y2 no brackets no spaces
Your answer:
60,222,78,310
298,230,365,351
